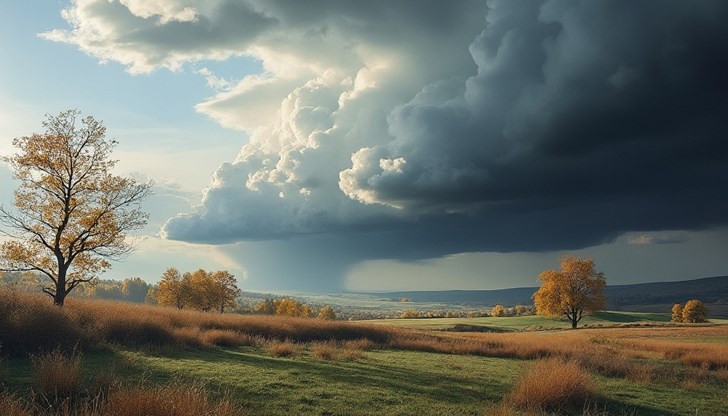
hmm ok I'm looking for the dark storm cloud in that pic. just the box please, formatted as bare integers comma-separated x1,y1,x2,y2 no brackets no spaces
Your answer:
339,0,728,253
55,0,728,257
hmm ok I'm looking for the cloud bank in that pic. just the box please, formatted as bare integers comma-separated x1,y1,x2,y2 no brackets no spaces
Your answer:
46,0,728,263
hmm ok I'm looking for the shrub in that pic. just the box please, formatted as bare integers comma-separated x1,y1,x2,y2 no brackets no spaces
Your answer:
507,357,592,412
491,305,506,317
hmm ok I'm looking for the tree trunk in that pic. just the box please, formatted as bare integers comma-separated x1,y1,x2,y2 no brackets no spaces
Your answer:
54,265,68,306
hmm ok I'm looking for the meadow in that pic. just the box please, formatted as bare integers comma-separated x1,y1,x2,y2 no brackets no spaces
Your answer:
1,288,728,415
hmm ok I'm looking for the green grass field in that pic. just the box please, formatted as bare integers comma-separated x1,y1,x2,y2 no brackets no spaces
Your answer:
4,341,727,416
2,292,727,416
359,311,679,332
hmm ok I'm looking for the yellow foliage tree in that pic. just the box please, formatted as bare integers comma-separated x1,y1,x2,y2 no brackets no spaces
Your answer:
272,298,312,317
671,303,683,323
491,304,506,317
0,110,151,306
156,267,188,309
681,299,708,323
209,270,241,313
533,255,606,329
317,305,336,320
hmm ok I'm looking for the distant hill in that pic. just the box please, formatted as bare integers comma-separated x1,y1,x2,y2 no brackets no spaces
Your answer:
364,275,728,317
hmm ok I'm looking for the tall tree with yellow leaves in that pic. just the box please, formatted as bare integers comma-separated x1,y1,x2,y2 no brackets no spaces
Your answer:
533,255,606,329
0,110,151,306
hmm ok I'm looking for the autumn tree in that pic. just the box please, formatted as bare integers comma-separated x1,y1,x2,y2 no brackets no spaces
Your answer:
274,298,313,317
209,270,241,313
533,255,606,329
671,303,683,323
156,267,188,309
490,304,506,317
681,299,708,323
0,110,151,306
317,305,336,320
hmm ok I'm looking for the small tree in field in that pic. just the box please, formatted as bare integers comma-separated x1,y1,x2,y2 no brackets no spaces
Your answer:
671,303,684,323
533,255,606,329
317,305,336,320
681,300,708,323
0,110,151,306
491,304,506,317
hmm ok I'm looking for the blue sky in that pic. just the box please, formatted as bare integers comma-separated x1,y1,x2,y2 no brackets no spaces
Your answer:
1,0,728,293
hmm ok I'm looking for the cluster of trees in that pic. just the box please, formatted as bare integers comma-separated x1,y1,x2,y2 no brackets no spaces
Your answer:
254,298,337,320
154,268,241,313
672,300,708,323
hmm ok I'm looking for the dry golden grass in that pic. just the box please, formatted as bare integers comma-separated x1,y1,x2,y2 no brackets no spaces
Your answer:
309,340,368,361
0,393,33,416
4,287,728,396
266,340,301,357
0,384,244,416
506,357,593,412
0,288,397,356
310,341,337,360
98,384,244,416
31,348,83,398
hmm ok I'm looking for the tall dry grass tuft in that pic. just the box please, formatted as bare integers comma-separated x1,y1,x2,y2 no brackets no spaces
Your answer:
311,342,337,360
506,357,593,412
266,340,301,358
31,348,83,399
98,384,244,416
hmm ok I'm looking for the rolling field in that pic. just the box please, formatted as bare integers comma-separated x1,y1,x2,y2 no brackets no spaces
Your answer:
2,289,728,415
360,311,680,331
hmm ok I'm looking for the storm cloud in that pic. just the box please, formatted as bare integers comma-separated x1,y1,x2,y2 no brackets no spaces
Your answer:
47,0,728,263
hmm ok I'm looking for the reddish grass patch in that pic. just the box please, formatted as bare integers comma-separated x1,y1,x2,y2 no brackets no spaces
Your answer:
506,357,593,412
266,340,301,358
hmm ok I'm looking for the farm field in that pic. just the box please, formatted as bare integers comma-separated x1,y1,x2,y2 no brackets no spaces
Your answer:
2,290,728,415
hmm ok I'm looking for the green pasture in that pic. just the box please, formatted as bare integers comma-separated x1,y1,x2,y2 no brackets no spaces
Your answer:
3,341,727,415
359,311,676,332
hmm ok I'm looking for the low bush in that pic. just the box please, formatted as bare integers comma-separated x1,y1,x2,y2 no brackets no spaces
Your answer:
506,357,593,412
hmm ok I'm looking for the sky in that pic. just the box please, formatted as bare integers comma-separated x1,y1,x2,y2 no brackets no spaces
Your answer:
1,0,727,293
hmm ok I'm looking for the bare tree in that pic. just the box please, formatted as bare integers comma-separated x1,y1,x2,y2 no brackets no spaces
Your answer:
0,110,151,306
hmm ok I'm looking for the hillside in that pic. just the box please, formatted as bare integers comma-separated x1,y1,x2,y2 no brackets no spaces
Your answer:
363,275,728,316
